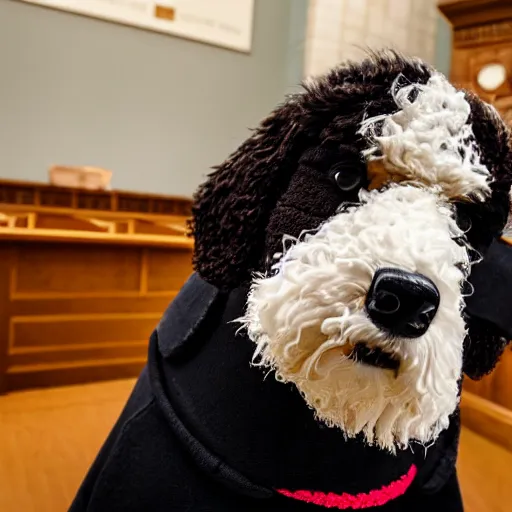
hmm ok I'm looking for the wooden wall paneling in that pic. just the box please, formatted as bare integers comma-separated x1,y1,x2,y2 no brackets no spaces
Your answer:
0,178,193,216
35,213,108,232
12,243,142,297
0,246,14,393
10,313,161,350
439,0,512,31
460,391,512,453
448,41,512,101
9,295,176,316
132,218,188,236
0,241,192,392
0,179,193,392
439,0,512,120
5,359,147,392
147,247,194,292
8,341,148,367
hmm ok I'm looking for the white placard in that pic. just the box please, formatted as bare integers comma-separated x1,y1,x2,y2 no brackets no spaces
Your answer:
21,0,255,52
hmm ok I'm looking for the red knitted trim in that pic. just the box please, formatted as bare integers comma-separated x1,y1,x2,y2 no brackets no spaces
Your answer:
277,464,417,509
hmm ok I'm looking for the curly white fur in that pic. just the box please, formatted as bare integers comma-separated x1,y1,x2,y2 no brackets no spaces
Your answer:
359,73,492,201
241,186,468,452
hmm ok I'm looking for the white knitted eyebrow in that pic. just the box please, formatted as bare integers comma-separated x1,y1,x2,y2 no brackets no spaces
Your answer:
358,73,491,201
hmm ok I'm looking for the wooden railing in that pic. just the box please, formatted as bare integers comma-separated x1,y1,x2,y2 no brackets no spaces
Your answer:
0,178,192,215
0,205,193,248
0,180,193,393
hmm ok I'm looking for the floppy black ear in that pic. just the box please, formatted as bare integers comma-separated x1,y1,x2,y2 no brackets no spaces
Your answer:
190,99,307,290
454,91,512,254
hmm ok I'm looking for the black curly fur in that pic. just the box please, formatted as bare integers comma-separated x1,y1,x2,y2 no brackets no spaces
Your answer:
189,99,306,290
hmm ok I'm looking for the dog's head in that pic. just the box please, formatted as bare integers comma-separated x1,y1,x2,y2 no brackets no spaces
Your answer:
191,52,512,452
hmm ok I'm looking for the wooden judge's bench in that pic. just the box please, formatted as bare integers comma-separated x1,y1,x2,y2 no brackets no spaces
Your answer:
0,180,193,393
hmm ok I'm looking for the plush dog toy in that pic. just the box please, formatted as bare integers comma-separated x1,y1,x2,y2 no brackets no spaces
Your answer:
70,52,512,512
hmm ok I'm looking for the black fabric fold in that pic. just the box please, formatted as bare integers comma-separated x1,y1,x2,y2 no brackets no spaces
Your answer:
465,238,512,339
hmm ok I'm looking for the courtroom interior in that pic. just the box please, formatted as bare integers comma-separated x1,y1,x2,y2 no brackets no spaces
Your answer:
1,1,512,511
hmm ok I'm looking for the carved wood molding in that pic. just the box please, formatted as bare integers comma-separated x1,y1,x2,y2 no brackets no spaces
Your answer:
0,179,192,217
439,0,512,30
453,19,512,47
439,0,512,123
0,179,194,249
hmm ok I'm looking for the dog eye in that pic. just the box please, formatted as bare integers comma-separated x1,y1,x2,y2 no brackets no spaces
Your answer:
455,209,472,233
332,165,365,192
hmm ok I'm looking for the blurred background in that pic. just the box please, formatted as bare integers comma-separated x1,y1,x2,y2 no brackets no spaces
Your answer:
0,1,511,511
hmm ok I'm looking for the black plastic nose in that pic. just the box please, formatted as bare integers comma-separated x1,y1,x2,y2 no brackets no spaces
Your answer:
365,268,440,338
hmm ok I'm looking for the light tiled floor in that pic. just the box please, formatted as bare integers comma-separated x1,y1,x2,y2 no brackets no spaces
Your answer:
0,379,511,512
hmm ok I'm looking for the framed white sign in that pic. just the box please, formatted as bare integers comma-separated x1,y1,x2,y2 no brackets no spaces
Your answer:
21,0,255,52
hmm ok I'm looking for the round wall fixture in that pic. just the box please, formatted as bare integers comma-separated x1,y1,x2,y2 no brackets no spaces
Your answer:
477,63,507,92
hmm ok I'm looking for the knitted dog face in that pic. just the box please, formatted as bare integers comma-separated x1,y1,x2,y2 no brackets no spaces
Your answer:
192,53,512,452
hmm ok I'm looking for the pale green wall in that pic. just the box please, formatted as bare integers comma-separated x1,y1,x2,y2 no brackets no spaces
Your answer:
0,0,308,196
435,15,453,77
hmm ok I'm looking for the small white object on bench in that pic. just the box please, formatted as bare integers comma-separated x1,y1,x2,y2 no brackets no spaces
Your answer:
49,165,113,190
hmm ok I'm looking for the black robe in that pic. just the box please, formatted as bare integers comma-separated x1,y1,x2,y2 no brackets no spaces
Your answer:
69,239,512,512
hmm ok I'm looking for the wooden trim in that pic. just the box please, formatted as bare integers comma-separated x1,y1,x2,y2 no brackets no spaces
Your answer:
8,312,161,351
0,203,189,223
0,227,194,248
10,290,177,301
0,248,13,393
452,20,512,47
461,391,512,452
0,177,192,202
438,0,512,30
7,356,147,374
9,340,148,355
0,215,191,392
4,359,146,392
26,213,36,230
8,253,17,300
140,249,149,295
10,312,162,324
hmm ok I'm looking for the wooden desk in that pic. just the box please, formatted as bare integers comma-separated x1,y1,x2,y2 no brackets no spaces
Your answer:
0,180,193,393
